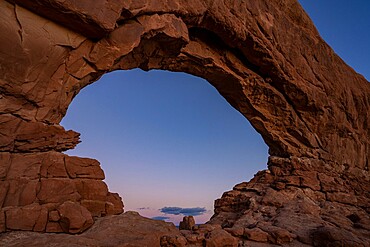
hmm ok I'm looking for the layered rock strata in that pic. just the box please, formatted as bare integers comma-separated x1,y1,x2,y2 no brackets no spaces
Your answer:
0,151,123,234
0,0,369,245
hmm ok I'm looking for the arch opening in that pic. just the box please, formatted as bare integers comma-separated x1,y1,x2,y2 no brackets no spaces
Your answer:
61,68,269,225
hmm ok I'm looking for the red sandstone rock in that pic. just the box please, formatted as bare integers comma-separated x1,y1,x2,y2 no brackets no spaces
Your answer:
161,235,187,247
57,201,93,234
0,210,5,233
179,216,195,230
311,226,365,247
0,182,9,208
6,153,42,180
204,229,238,247
49,210,60,222
37,178,81,204
327,192,358,205
0,0,369,245
14,121,80,152
105,192,124,215
243,228,269,242
65,156,105,180
3,179,38,207
0,212,181,246
34,206,49,232
40,152,68,178
45,222,63,233
18,180,38,206
0,153,10,179
81,200,106,217
0,151,122,234
7,0,125,39
74,179,108,201
5,204,47,231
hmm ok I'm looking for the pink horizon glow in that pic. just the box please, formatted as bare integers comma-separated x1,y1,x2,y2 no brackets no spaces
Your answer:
131,207,214,226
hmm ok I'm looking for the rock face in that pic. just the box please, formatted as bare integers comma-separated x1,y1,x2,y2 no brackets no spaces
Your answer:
211,170,370,246
0,211,180,247
0,0,369,245
0,151,123,233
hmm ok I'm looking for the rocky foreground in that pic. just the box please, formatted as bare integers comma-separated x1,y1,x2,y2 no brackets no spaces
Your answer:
0,211,178,247
0,211,295,247
1,172,368,247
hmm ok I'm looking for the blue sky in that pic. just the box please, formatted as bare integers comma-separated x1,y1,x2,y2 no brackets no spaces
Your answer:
299,0,370,81
61,1,369,224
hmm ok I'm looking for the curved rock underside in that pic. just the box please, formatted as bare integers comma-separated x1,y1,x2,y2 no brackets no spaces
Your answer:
0,0,369,246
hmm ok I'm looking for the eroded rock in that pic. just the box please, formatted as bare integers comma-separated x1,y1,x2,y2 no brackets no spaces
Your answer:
0,0,369,245
57,201,93,234
0,212,180,247
179,216,195,230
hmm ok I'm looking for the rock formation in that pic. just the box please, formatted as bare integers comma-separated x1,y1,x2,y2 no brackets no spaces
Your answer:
0,0,369,246
0,212,181,247
179,216,196,231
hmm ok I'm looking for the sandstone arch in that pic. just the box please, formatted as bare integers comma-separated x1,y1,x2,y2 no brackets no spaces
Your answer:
0,0,369,245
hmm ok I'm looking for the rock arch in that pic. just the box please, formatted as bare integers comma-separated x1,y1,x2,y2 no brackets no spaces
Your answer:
0,0,369,245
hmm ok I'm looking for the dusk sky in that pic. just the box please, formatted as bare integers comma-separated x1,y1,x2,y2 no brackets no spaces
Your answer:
61,1,370,225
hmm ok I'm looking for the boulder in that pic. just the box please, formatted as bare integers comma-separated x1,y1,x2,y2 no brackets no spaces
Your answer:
57,201,94,234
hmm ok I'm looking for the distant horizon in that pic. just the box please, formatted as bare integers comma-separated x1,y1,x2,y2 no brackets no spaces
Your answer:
61,1,370,225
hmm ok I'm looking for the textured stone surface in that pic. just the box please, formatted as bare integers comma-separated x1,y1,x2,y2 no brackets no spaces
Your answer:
0,152,122,233
57,201,93,234
0,0,369,245
0,212,180,247
211,170,370,245
5,204,47,231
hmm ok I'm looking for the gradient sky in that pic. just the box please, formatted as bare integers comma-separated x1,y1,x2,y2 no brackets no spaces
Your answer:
61,1,370,225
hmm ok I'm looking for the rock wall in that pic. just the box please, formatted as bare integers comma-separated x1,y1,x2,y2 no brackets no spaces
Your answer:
0,0,369,245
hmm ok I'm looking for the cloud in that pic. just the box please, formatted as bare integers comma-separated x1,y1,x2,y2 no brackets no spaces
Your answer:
151,216,170,221
160,207,207,216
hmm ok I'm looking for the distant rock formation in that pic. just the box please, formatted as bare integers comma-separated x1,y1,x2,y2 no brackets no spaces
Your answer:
179,216,196,230
0,0,369,245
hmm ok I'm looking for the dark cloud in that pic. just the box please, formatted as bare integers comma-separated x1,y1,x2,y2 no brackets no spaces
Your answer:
160,207,207,216
151,216,170,221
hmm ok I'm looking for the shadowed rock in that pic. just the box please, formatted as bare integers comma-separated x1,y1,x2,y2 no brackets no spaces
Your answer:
179,216,195,230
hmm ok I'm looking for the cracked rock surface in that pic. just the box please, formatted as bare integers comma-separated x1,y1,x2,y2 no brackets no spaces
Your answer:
0,0,369,246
